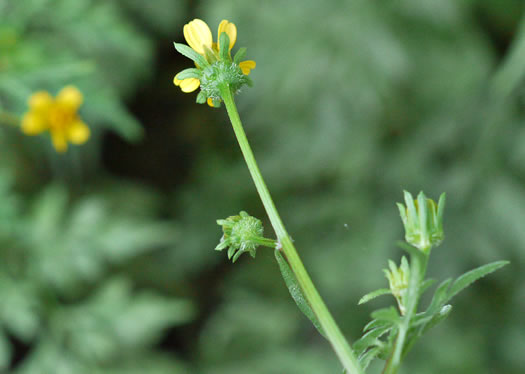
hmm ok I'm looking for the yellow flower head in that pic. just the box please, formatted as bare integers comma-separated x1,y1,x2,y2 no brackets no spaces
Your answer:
173,19,256,107
21,86,90,153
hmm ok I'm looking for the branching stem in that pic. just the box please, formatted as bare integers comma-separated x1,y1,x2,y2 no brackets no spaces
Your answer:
383,250,429,374
220,84,363,374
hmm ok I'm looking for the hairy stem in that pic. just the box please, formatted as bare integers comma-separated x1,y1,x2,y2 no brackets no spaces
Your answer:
220,84,363,374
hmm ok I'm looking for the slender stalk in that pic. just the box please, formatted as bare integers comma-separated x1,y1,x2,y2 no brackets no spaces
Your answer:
220,84,363,374
383,251,429,374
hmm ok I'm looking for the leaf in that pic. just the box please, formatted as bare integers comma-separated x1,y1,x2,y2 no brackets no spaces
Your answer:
421,304,452,334
175,68,201,80
233,47,247,64
353,326,390,355
358,288,391,305
274,249,326,338
358,346,382,370
425,278,452,315
173,42,209,68
363,318,393,332
218,32,231,62
446,260,509,302
419,278,436,297
370,306,400,324
397,241,424,259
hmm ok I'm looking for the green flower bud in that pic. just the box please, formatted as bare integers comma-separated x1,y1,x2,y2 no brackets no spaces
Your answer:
216,211,274,262
397,191,445,253
384,257,410,315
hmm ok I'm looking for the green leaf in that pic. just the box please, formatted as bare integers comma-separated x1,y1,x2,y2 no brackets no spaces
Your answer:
370,306,400,324
421,304,452,333
446,260,509,302
426,278,452,315
196,91,207,104
203,45,218,64
218,32,231,62
363,318,393,333
397,241,424,259
175,68,201,80
358,288,391,305
173,42,209,68
274,249,326,338
358,346,381,370
233,47,247,64
419,278,436,297
353,326,390,355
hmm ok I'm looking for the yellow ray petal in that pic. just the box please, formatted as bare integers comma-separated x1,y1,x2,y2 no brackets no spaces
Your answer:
179,78,200,93
56,85,83,110
67,120,90,144
50,129,68,153
239,60,256,75
207,98,214,107
217,20,237,51
28,91,52,112
21,113,47,135
183,19,212,55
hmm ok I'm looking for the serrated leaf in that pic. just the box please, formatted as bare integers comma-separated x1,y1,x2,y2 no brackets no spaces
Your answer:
274,249,325,338
358,288,391,305
446,261,509,302
173,42,209,68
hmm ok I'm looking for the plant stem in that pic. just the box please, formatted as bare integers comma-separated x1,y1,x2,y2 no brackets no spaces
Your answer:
383,251,429,374
220,85,363,374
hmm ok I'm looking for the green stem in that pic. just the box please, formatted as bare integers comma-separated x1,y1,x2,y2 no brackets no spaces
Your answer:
220,84,363,374
251,236,278,248
383,251,429,374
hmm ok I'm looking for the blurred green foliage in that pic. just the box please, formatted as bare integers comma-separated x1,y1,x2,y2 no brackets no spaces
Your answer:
0,0,524,373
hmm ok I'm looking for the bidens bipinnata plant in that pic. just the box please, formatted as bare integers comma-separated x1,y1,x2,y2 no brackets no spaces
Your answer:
173,19,509,374
21,85,90,152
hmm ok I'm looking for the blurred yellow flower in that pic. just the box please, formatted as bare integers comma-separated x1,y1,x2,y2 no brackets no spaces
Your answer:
21,86,90,153
174,18,256,106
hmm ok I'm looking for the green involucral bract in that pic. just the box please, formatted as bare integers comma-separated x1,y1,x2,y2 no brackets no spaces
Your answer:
397,191,445,253
200,60,251,102
216,211,271,262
